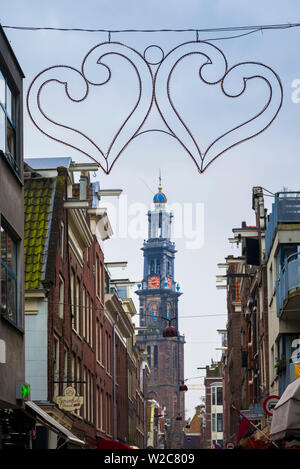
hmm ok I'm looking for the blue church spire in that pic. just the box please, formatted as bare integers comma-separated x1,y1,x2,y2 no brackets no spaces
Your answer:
153,169,167,204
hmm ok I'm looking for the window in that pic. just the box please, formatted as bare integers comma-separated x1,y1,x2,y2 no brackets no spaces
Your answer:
96,386,100,429
96,254,99,297
90,373,94,423
140,365,144,393
53,337,59,398
100,323,103,364
58,275,64,319
212,387,216,406
212,385,222,406
1,223,18,325
71,353,75,389
96,255,102,299
99,261,103,301
100,389,104,430
217,413,223,432
59,222,64,260
217,387,223,406
83,286,86,339
154,345,158,368
212,413,216,432
96,321,104,364
70,269,75,326
0,70,18,173
117,285,127,298
76,358,81,416
147,346,151,367
75,277,80,334
71,276,80,333
106,333,111,374
90,298,93,347
87,370,90,422
86,292,90,343
106,393,111,435
63,346,68,386
96,319,99,361
83,367,87,420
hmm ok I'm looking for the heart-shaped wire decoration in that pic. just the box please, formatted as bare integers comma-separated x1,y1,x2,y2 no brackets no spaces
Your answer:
26,40,283,174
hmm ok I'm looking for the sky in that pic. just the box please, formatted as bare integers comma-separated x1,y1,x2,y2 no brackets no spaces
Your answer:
2,1,300,418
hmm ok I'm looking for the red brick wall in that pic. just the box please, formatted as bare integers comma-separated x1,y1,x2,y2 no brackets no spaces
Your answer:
46,174,113,447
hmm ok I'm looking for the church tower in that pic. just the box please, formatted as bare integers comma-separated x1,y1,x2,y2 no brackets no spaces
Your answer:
136,174,185,449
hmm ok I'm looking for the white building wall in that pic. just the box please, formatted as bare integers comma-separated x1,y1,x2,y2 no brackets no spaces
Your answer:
25,299,48,401
267,227,300,394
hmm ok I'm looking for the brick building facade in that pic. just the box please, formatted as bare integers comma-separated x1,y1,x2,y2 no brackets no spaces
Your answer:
24,158,115,448
204,362,223,448
0,25,36,449
218,187,271,445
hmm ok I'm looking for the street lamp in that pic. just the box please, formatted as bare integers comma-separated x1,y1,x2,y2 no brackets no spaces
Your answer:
179,381,188,392
162,316,178,338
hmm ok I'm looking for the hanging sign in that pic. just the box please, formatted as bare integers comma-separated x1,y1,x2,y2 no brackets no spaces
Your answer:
55,386,83,412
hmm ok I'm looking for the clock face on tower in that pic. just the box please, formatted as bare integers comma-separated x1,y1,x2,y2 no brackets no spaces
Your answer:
148,276,160,289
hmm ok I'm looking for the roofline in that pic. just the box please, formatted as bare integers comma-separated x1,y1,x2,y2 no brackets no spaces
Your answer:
0,25,25,78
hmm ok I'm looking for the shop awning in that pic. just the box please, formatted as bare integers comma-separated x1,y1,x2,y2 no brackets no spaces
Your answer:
25,401,85,447
97,437,131,449
270,378,300,441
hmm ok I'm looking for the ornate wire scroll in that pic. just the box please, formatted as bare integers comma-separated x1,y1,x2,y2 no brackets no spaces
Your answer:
26,39,283,174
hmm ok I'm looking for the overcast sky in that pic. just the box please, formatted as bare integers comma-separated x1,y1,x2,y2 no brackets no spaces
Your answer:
2,1,300,418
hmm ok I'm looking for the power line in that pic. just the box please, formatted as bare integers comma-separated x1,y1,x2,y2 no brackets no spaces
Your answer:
2,22,300,34
201,28,261,42
35,297,228,319
27,297,287,319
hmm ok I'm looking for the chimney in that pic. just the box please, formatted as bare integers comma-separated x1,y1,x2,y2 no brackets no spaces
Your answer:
79,172,88,201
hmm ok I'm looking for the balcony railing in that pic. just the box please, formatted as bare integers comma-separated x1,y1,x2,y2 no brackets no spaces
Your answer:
265,193,300,259
276,252,300,317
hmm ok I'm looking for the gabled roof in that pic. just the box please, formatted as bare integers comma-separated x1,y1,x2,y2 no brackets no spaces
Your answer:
24,178,56,290
186,411,201,435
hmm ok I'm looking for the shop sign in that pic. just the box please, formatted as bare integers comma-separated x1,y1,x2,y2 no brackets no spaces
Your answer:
263,395,280,417
55,386,83,412
241,403,265,420
16,382,31,400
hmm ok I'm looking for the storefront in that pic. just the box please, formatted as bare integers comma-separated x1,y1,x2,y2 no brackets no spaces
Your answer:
25,401,86,449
